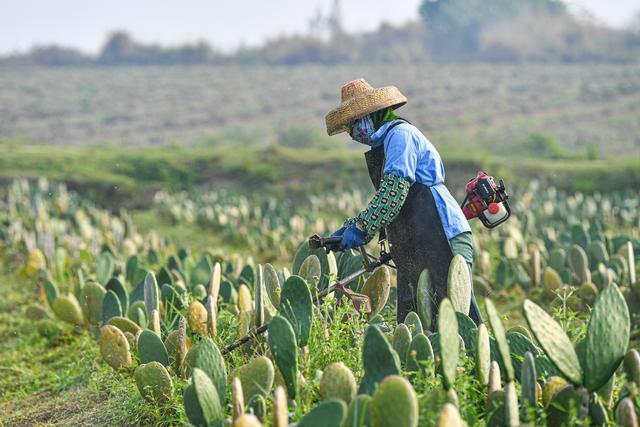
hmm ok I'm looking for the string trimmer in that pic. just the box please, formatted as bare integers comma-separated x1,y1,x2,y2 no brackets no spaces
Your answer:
222,235,393,355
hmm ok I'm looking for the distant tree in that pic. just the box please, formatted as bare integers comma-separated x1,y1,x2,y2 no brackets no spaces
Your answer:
419,0,567,57
21,45,91,66
99,31,138,64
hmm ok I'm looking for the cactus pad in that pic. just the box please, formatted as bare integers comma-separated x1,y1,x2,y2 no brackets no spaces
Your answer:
361,266,391,320
138,329,169,366
358,325,401,395
447,254,471,315
438,299,459,390
392,323,412,365
278,275,313,347
371,375,418,427
416,269,433,331
403,311,423,337
99,324,132,369
193,338,226,406
320,362,356,404
108,316,141,335
52,294,83,326
523,299,582,385
476,323,491,386
188,301,208,335
101,289,122,324
435,403,464,427
135,361,173,403
485,299,515,382
405,333,434,377
143,272,159,322
81,282,106,325
583,284,630,391
268,315,298,397
297,399,347,427
237,355,275,401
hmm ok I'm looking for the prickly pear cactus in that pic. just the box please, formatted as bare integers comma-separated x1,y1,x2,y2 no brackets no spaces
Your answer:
26,304,50,321
188,301,208,335
504,381,520,427
298,254,322,289
101,289,122,324
263,263,281,307
416,269,433,331
447,254,471,315
583,284,630,391
51,294,83,326
148,309,161,336
521,351,537,420
234,414,261,427
268,315,298,397
135,361,173,403
96,252,114,285
272,386,288,427
438,299,459,390
371,375,418,427
237,355,275,401
392,323,412,366
456,312,478,355
569,244,591,284
624,349,640,384
319,361,356,404
346,394,372,427
435,403,464,427
542,267,563,296
43,279,59,307
106,277,129,313
506,331,539,380
476,323,491,386
81,282,106,325
232,376,244,421
405,333,434,377
138,329,169,366
184,367,224,427
297,399,347,427
403,311,423,336
108,316,141,335
523,299,583,385
358,325,401,395
143,272,159,322
546,384,589,426
542,376,568,408
360,266,391,320
99,324,132,369
193,338,227,406
278,275,313,347
292,240,337,291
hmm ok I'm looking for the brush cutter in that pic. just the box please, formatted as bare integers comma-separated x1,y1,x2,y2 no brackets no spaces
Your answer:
222,235,393,355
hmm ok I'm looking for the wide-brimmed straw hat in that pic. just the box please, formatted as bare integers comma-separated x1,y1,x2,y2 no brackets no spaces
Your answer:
325,78,407,136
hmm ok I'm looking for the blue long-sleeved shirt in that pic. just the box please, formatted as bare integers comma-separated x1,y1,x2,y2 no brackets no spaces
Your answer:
370,120,471,240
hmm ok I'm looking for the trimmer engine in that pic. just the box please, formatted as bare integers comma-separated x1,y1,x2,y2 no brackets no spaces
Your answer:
461,171,511,229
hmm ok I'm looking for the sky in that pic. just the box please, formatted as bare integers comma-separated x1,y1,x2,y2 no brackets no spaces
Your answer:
0,0,638,55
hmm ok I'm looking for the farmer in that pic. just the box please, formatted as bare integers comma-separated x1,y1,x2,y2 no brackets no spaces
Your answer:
324,79,482,327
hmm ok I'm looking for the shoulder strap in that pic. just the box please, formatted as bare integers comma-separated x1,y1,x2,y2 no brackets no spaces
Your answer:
386,118,411,133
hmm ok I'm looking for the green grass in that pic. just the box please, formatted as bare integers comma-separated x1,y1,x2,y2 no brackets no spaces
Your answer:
1,142,638,212
0,257,187,426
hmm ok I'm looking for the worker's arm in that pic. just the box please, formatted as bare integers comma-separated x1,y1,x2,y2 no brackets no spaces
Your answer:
349,128,418,244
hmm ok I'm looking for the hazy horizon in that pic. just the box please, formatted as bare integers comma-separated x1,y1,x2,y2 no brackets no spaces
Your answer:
0,0,638,55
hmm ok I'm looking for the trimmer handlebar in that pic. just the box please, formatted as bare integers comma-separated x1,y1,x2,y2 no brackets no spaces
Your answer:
308,234,342,250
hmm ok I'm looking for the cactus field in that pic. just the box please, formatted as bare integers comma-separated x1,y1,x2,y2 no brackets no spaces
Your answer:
1,178,639,426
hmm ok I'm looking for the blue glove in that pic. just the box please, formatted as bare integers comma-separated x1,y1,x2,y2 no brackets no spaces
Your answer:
340,223,366,250
325,225,347,252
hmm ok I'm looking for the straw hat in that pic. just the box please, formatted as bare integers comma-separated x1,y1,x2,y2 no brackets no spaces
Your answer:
325,78,407,136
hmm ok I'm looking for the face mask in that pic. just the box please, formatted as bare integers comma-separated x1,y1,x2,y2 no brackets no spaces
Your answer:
350,115,375,145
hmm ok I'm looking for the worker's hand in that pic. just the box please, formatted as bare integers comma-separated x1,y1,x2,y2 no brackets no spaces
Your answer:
325,225,347,252
340,223,366,250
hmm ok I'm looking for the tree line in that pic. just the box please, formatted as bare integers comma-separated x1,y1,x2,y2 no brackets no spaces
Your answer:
2,0,639,66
